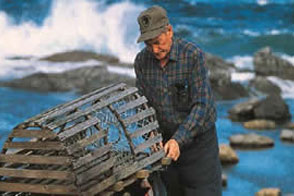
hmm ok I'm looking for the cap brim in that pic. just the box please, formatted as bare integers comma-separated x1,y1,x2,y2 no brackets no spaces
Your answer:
137,27,165,43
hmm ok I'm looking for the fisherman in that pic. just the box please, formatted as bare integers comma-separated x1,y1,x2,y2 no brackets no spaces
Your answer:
134,5,222,196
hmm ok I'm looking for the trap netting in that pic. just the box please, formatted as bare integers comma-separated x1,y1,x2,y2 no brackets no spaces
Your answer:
0,83,165,196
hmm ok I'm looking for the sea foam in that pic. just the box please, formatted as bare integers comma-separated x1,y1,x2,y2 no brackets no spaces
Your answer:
0,0,143,63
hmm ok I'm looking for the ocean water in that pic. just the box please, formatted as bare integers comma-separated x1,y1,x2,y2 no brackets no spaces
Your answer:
0,87,293,195
0,0,294,195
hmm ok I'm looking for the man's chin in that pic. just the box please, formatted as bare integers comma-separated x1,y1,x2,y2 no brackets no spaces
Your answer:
154,54,166,60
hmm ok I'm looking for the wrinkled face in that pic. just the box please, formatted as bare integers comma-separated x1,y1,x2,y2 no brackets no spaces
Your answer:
144,25,173,60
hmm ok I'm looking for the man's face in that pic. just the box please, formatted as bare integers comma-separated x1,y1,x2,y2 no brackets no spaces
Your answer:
144,26,173,60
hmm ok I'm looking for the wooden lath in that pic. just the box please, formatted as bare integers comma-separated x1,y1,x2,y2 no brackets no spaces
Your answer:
0,83,166,195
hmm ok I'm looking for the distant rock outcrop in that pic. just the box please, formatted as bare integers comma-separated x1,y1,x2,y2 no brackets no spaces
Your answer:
40,50,120,64
229,94,291,123
253,47,294,80
205,53,249,100
0,66,135,94
229,133,274,148
249,76,281,95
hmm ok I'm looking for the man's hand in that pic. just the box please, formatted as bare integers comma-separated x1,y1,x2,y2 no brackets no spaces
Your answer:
164,139,180,161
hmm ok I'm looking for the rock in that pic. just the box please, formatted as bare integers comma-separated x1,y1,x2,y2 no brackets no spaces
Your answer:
219,144,239,164
229,133,274,148
205,53,250,100
285,122,294,129
253,47,294,80
255,188,281,196
211,81,249,101
249,76,281,96
243,119,276,130
205,53,236,71
228,98,261,121
222,173,227,187
40,50,120,64
228,94,291,123
280,129,294,142
253,94,291,123
0,66,135,94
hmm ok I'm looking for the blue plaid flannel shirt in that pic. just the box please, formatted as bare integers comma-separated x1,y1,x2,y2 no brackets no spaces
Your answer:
134,37,216,148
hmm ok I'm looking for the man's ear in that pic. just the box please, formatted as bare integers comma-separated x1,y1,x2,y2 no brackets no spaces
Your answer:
167,25,173,38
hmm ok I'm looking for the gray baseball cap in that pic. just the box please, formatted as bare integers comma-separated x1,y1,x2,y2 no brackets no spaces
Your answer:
137,6,169,43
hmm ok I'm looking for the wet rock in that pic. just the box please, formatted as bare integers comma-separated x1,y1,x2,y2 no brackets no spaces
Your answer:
229,133,274,148
228,98,261,121
222,173,227,187
249,76,281,96
255,188,281,196
229,94,291,123
0,66,135,94
280,129,294,142
205,53,249,100
219,144,239,164
205,53,236,71
243,119,276,130
40,50,120,64
285,122,294,129
253,94,291,123
253,47,294,80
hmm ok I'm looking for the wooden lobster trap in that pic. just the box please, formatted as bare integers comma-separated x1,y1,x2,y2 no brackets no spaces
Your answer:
0,83,167,196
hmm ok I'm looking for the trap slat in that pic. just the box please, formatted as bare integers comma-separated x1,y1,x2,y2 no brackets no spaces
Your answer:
134,135,162,154
130,121,159,139
76,156,115,185
66,129,108,155
116,96,147,114
73,143,112,169
48,87,137,130
0,182,77,194
58,117,100,141
34,83,127,124
10,129,56,139
123,108,156,126
84,149,165,195
0,154,71,165
0,83,165,195
0,168,74,180
3,142,64,150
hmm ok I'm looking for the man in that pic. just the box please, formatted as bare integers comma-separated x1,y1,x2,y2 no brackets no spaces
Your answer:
134,5,222,196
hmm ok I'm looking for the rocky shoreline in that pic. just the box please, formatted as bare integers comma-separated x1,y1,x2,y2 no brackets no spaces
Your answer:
1,47,294,195
1,47,293,100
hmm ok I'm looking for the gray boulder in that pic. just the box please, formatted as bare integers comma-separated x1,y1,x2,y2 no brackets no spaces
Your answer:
249,76,281,95
253,94,291,123
280,129,294,142
253,47,294,80
228,98,260,121
229,133,274,148
229,94,291,123
205,53,249,100
0,66,135,94
40,50,119,64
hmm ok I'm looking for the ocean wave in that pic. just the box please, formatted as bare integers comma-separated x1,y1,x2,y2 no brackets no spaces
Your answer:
0,58,104,80
268,76,294,98
281,54,294,66
0,0,143,63
227,56,254,71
